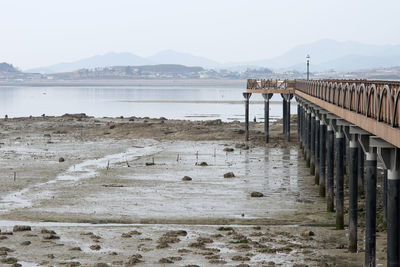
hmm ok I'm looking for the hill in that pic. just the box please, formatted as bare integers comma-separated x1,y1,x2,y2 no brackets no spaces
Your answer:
0,62,19,72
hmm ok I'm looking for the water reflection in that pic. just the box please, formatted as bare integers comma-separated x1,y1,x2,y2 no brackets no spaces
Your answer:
0,85,297,121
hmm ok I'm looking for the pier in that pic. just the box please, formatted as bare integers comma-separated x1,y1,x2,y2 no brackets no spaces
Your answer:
244,79,400,267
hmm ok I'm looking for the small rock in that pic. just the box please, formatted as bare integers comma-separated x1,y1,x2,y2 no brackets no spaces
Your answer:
69,247,82,251
110,125,115,129
0,247,13,253
128,230,142,235
301,230,315,237
44,134,51,137
182,176,192,181
224,172,235,178
145,162,155,166
65,262,81,267
232,255,250,261
1,257,18,264
12,263,22,267
58,157,65,163
121,233,132,238
127,254,143,265
94,263,110,267
43,234,60,240
250,192,264,197
0,232,13,235
13,225,31,232
41,229,56,235
159,258,174,264
90,245,101,251
20,241,31,246
47,254,55,259
223,148,234,152
197,162,208,166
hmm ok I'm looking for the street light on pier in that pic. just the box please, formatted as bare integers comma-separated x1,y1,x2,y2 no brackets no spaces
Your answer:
306,54,310,80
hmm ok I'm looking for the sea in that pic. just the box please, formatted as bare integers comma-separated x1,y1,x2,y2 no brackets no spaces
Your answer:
0,80,297,121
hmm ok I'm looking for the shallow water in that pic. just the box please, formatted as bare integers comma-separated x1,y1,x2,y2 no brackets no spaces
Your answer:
0,80,296,121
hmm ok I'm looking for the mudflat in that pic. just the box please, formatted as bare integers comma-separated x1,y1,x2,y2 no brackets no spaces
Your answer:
0,115,384,266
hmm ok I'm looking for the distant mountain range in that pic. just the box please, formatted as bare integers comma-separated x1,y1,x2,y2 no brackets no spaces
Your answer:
25,39,400,73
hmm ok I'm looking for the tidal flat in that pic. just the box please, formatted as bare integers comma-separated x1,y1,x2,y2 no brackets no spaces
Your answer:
0,115,384,266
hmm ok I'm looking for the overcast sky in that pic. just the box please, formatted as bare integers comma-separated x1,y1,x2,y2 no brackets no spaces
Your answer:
1,0,399,69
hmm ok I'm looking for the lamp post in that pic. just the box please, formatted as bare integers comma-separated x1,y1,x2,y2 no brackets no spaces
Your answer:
306,54,310,80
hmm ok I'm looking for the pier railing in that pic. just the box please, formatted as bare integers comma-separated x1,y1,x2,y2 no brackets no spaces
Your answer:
295,80,400,128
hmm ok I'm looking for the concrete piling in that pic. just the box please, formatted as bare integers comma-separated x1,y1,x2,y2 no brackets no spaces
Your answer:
319,119,327,197
386,148,400,267
262,94,272,143
306,109,311,167
335,129,345,229
358,141,365,195
310,112,315,175
365,151,377,267
349,136,358,252
327,124,335,212
286,97,291,142
315,115,320,184
243,93,251,142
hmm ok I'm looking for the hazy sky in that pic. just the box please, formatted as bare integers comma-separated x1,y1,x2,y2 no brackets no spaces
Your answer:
1,0,400,69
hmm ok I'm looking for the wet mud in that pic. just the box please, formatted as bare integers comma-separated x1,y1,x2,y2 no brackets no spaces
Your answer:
0,115,386,266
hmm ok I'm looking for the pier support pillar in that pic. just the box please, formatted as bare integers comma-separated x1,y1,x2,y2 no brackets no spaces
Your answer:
327,124,335,212
348,135,358,252
243,93,252,142
315,114,320,184
358,141,365,195
319,118,327,197
297,103,301,143
262,93,272,143
286,97,291,142
365,150,377,267
335,127,345,230
283,98,287,134
306,109,311,167
310,112,315,175
377,147,400,267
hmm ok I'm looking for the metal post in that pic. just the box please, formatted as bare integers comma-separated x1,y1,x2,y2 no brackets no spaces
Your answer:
349,135,358,252
263,94,271,143
336,128,345,230
327,124,335,212
319,119,327,197
387,148,400,267
243,93,251,142
365,150,377,267
358,141,365,195
310,113,315,175
287,97,291,142
315,115,320,184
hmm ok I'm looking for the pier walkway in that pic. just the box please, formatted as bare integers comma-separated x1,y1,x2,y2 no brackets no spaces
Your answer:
244,79,400,267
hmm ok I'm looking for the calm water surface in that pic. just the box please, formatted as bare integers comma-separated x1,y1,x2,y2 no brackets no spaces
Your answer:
0,80,296,121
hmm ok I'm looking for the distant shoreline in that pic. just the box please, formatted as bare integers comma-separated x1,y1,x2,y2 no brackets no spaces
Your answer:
115,99,298,104
0,79,246,87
